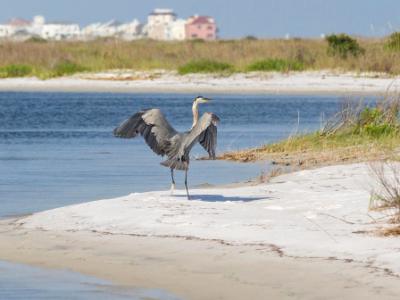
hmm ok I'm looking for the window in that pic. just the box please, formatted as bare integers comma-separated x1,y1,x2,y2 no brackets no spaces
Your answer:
197,25,202,29
191,34,198,38
207,26,212,30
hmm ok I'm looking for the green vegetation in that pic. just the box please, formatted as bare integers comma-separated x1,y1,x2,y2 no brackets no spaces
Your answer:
178,59,234,74
247,58,304,72
325,33,365,59
53,61,87,77
385,32,400,51
0,36,400,78
220,97,400,167
0,64,33,78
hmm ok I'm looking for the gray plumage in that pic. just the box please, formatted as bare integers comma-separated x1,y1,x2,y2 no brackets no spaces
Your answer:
113,96,219,199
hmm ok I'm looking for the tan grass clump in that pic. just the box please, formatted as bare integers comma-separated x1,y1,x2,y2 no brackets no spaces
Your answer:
369,161,400,223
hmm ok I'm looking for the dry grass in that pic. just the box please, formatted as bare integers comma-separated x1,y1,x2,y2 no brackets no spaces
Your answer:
378,226,400,236
369,161,400,223
219,134,398,169
1,37,400,77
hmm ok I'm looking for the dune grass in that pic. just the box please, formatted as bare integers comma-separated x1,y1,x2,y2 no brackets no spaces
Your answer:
0,37,400,78
0,64,33,78
247,58,304,72
220,97,400,168
178,59,234,74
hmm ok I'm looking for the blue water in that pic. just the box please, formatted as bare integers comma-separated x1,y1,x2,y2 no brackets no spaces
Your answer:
0,92,343,218
0,260,181,300
0,92,345,299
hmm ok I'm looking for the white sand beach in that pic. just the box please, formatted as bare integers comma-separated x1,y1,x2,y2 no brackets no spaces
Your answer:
1,71,400,94
1,163,400,299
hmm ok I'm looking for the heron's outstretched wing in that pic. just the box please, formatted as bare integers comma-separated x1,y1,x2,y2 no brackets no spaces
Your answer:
159,112,219,170
198,122,218,159
113,108,177,156
186,112,219,158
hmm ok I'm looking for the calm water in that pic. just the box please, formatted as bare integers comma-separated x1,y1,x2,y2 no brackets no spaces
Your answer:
0,92,343,218
0,261,180,300
0,92,344,299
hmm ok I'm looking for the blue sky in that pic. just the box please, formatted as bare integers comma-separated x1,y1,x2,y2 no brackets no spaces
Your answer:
0,0,399,38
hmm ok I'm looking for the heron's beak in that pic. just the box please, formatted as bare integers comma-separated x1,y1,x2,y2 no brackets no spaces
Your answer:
200,97,211,103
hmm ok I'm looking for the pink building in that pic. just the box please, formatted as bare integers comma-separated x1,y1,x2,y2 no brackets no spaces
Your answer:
185,15,217,40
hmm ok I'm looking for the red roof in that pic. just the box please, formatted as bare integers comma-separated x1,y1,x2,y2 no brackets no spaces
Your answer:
188,16,215,25
7,18,31,26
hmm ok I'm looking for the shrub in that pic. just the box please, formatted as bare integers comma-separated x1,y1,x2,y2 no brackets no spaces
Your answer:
247,58,304,72
322,99,400,137
0,64,33,78
385,32,400,51
243,35,258,41
25,36,47,43
325,34,365,59
355,107,398,137
178,59,234,74
52,61,87,77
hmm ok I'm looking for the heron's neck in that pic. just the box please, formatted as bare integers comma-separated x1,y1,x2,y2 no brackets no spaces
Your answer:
191,101,199,129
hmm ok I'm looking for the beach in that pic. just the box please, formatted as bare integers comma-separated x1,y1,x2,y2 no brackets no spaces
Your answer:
0,71,400,94
1,163,399,299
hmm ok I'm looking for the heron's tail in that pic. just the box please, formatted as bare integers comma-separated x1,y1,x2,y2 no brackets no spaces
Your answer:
161,158,188,171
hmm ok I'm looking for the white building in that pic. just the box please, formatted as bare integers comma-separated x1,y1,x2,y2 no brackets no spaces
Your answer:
0,24,15,38
167,19,186,41
0,18,30,39
40,23,80,40
146,8,176,40
116,19,141,40
81,19,141,40
28,15,80,40
82,21,118,39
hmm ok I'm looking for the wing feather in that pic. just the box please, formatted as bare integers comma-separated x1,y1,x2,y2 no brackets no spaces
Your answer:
113,109,177,156
183,112,219,158
198,124,217,159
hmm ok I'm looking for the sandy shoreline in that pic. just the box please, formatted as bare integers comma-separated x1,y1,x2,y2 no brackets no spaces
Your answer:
0,71,400,94
1,163,400,299
0,222,399,300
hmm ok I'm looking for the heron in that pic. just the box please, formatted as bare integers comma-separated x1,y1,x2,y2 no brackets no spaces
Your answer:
113,96,220,200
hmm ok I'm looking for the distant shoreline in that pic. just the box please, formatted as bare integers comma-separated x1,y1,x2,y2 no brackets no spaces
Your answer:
0,71,399,95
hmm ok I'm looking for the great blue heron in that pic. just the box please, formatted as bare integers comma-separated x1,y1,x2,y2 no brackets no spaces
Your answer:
113,96,219,199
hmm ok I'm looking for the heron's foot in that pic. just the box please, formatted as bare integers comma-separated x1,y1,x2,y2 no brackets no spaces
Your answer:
170,183,175,195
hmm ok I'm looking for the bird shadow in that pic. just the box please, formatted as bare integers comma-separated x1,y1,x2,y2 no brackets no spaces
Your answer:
174,194,266,202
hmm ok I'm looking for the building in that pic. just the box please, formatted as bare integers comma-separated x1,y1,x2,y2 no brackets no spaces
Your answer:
82,19,141,40
0,18,30,39
115,19,141,40
0,24,15,38
185,15,217,40
167,19,186,41
82,20,119,39
146,8,176,40
0,10,219,42
40,23,80,40
27,15,80,40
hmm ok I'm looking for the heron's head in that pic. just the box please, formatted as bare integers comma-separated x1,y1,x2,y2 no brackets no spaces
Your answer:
194,96,211,104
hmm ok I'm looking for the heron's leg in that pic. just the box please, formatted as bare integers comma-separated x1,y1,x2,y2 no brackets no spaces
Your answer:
185,169,190,200
170,168,175,195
